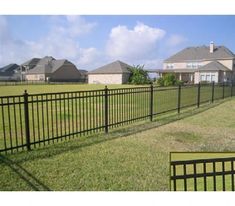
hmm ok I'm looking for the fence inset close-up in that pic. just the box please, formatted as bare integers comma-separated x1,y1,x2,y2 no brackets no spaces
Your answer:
0,82,234,154
171,156,235,191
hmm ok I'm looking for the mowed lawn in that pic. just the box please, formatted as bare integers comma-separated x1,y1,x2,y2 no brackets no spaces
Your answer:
0,84,140,96
0,98,235,191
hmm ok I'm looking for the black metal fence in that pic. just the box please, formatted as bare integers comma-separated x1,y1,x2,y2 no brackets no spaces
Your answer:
0,82,234,154
171,157,235,191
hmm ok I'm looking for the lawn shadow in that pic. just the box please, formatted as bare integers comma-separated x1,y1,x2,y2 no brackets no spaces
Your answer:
0,155,51,191
2,99,230,165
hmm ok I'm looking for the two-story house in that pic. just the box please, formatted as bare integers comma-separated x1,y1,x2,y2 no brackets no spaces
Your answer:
163,42,235,83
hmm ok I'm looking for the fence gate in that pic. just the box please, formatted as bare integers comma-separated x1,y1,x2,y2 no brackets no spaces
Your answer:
171,157,235,191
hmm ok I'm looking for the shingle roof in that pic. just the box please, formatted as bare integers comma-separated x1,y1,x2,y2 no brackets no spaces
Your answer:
21,58,41,69
0,64,20,76
26,57,78,74
89,60,132,74
79,69,88,73
164,46,235,62
198,61,231,72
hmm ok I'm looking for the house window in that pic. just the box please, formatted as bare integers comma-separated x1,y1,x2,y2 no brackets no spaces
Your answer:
192,63,198,68
198,63,202,68
211,75,215,82
187,62,202,69
206,75,210,81
186,63,192,68
39,75,44,81
167,63,174,69
200,75,205,81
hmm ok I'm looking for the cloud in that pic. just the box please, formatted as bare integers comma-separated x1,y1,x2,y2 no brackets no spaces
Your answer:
167,34,187,47
65,15,97,37
106,22,166,61
0,16,98,70
0,16,189,70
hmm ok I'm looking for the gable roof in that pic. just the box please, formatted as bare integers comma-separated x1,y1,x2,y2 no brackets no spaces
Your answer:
0,64,20,76
164,46,235,63
21,58,41,69
89,60,132,74
26,57,78,74
198,61,231,72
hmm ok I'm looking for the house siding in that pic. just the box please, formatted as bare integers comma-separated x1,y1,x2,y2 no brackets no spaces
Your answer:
50,65,81,81
164,59,234,71
25,74,45,81
122,73,131,83
88,74,124,84
218,59,233,70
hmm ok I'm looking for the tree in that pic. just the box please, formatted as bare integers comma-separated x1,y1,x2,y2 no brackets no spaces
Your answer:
156,73,183,86
128,65,151,85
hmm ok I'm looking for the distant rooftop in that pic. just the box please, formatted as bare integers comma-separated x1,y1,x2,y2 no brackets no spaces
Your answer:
0,64,20,76
164,45,235,62
89,60,132,74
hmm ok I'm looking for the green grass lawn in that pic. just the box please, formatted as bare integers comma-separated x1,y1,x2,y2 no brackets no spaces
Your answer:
0,98,235,191
0,83,140,96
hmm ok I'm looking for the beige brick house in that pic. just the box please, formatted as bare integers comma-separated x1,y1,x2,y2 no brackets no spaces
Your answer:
163,42,235,83
24,56,82,82
88,60,131,84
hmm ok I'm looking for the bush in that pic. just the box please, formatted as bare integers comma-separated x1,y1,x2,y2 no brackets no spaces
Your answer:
175,80,184,86
156,74,184,86
128,65,151,85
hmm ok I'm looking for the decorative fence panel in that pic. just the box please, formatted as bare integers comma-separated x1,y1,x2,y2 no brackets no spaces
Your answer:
171,157,235,191
0,82,234,154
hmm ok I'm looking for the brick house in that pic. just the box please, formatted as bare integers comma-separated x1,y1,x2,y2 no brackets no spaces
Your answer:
163,42,235,83
88,60,132,84
24,56,82,82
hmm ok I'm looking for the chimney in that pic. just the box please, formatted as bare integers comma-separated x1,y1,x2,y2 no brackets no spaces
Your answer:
210,41,214,53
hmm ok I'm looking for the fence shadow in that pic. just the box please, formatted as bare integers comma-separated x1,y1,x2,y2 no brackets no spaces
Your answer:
3,99,230,165
0,155,51,191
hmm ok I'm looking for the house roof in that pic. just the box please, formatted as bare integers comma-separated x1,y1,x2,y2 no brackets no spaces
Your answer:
164,46,235,63
21,58,41,69
198,61,231,72
27,57,77,74
89,60,132,74
0,64,20,76
79,70,88,75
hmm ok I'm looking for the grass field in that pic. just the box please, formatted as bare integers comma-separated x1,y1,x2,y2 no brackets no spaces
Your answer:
0,84,139,96
171,153,235,191
0,98,235,191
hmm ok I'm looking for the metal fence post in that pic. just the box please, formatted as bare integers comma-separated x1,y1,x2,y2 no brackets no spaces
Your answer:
177,84,181,113
197,82,201,108
150,83,153,121
231,81,233,97
211,81,215,103
222,82,225,99
23,90,31,151
104,86,109,133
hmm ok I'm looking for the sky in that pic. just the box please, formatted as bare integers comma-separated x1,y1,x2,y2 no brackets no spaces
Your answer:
0,15,235,70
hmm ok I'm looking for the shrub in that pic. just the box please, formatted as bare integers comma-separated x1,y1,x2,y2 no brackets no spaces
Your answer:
128,65,151,85
156,73,182,86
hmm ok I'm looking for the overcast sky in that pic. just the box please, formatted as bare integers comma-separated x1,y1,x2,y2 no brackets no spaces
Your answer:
0,15,235,70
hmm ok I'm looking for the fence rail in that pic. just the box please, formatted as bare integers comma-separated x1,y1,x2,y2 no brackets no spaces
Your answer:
0,81,234,154
171,157,235,191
